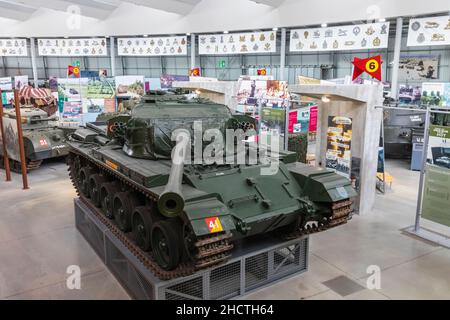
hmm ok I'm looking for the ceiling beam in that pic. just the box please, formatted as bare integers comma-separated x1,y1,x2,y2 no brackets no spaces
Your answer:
0,0,36,21
122,0,196,15
15,0,117,19
250,0,285,7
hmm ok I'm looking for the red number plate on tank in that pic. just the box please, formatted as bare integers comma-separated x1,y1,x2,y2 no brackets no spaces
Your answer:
205,217,223,233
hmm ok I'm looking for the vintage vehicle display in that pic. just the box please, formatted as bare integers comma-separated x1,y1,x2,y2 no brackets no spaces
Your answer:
67,93,356,278
0,107,74,171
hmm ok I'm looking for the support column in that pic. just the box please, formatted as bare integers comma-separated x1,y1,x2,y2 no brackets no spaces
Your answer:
190,34,196,70
279,28,286,81
390,17,403,100
29,37,38,87
110,37,116,77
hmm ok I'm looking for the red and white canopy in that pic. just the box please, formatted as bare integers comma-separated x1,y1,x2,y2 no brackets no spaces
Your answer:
19,85,56,105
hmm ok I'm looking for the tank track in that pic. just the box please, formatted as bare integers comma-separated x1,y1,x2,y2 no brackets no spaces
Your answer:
283,199,353,240
0,156,43,172
67,150,233,280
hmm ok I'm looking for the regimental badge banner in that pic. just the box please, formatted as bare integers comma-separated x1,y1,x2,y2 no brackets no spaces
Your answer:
198,31,276,55
407,15,450,47
0,39,27,56
289,22,390,52
38,38,108,56
117,36,187,56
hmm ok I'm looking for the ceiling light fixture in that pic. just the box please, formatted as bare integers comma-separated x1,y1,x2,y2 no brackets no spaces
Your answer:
321,96,331,103
378,18,386,22
321,23,328,28
143,34,148,37
223,31,229,34
272,27,278,31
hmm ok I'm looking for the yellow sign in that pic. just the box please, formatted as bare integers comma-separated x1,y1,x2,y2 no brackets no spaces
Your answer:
365,59,379,73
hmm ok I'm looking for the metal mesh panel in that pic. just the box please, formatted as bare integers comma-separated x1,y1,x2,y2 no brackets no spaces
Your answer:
75,207,105,260
210,262,241,300
273,244,301,275
245,252,269,290
165,276,203,300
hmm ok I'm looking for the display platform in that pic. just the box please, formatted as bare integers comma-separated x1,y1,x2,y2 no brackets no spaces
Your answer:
74,198,309,300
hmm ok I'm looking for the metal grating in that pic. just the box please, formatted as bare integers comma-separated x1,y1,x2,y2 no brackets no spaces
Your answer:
210,262,241,300
165,277,203,300
245,252,269,290
75,198,309,300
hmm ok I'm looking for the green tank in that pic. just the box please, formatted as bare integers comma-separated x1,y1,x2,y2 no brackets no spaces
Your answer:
0,107,74,171
67,94,356,277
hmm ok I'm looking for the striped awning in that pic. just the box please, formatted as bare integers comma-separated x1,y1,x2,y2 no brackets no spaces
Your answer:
19,85,56,105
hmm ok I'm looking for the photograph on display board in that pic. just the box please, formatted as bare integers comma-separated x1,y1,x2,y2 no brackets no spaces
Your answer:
236,79,267,113
115,76,145,97
289,107,310,134
398,85,422,105
62,101,83,121
83,98,105,114
421,82,449,107
160,74,189,89
87,77,116,99
398,55,438,80
265,80,290,108
427,125,450,169
260,108,285,135
0,77,12,91
326,116,353,178
14,75,28,90
0,117,20,162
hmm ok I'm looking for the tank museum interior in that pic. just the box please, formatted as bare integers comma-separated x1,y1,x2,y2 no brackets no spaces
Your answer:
0,0,450,302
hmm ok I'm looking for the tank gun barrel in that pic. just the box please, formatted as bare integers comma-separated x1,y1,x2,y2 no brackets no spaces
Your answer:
157,130,190,218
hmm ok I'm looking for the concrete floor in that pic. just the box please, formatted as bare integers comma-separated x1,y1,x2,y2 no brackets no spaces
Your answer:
0,158,449,300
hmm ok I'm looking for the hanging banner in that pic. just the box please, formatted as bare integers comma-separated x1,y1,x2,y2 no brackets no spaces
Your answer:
407,15,450,47
0,39,27,56
117,36,187,56
290,22,390,52
326,116,353,178
38,38,107,56
199,31,276,55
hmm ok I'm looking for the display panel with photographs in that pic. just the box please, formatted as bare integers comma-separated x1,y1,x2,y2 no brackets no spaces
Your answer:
326,116,353,178
0,39,27,56
407,15,450,46
398,85,422,105
115,76,145,98
38,38,107,56
290,22,390,52
421,82,450,108
199,31,276,55
399,55,439,81
0,77,12,91
117,36,187,56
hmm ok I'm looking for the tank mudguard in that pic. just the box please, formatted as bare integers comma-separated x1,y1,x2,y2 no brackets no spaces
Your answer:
183,197,236,237
287,162,357,203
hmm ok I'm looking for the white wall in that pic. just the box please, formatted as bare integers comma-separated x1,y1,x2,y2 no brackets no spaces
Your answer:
0,0,449,37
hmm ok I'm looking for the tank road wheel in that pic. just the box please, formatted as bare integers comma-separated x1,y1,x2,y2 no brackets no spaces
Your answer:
99,182,120,218
182,222,197,262
132,206,153,251
89,174,108,207
78,167,94,198
151,220,181,271
113,192,140,232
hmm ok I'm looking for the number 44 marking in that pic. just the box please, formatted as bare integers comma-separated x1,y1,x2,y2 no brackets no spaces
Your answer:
204,217,223,233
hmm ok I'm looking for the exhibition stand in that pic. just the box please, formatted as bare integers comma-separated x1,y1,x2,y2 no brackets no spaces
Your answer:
404,107,450,248
173,81,238,111
74,198,309,300
289,84,384,215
